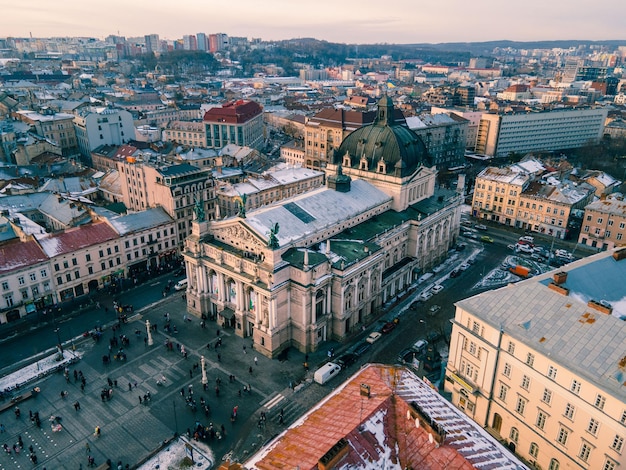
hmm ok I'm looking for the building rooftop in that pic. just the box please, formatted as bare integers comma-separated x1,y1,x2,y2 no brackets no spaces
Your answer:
38,221,118,257
457,249,626,400
584,198,626,215
105,207,173,235
245,364,528,470
477,167,529,186
0,238,49,275
242,179,392,248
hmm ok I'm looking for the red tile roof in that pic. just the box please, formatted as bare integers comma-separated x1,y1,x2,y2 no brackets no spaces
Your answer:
246,365,526,470
0,238,48,274
203,100,263,124
38,222,119,257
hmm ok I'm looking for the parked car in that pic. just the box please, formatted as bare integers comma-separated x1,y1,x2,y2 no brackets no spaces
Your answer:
381,321,397,334
366,331,382,344
480,235,494,243
516,243,533,253
335,353,357,369
450,268,461,278
174,278,188,291
432,284,444,294
397,348,417,365
519,235,535,243
419,291,433,301
428,305,441,315
412,339,429,354
475,224,488,231
459,263,470,271
352,342,371,357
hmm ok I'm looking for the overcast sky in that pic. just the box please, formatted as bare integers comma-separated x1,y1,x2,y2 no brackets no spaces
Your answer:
1,0,625,44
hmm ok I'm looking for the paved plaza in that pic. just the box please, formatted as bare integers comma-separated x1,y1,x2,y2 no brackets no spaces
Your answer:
0,292,334,469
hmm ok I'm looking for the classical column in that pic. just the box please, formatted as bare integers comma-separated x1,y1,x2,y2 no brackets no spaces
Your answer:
326,283,332,314
216,272,225,302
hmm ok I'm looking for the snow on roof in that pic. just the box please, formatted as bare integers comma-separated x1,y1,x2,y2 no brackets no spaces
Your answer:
243,180,392,247
105,207,173,235
0,238,49,274
510,158,545,175
38,222,118,257
246,364,527,470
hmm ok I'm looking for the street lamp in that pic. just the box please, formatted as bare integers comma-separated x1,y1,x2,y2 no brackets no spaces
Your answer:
54,327,63,355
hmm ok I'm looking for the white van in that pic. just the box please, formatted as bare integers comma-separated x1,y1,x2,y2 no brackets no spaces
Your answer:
314,362,341,385
174,278,188,291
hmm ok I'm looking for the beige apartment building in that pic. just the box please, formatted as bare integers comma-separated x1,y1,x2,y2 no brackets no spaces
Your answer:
445,249,626,470
162,120,207,148
472,167,594,239
14,109,79,157
579,198,626,250
117,160,216,247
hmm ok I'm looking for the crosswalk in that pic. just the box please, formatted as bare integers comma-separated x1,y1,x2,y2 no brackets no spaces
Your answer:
260,392,305,426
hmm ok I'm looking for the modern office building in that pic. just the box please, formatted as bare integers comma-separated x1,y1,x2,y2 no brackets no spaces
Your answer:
203,100,264,150
445,248,626,470
475,107,608,157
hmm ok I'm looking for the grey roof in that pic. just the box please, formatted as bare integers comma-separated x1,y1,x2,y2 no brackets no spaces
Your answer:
106,207,173,235
243,179,392,248
457,249,626,399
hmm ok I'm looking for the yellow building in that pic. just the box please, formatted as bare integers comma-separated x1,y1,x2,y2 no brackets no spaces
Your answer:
445,249,626,470
579,198,626,250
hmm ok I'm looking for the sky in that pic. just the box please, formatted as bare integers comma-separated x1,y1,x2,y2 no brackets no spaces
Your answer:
1,0,625,44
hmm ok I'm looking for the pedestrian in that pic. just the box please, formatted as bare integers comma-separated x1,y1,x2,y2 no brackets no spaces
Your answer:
128,382,132,392
249,366,253,374
18,435,23,448
81,382,85,392
0,423,5,433
107,377,113,387
243,345,247,354
189,369,193,378
114,379,118,388
138,396,142,404
144,337,147,346
74,401,81,411
180,388,185,397
85,442,90,454
74,370,78,382
254,356,258,366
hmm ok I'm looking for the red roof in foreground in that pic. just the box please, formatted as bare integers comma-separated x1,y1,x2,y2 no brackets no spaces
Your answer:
246,364,527,470
203,100,263,124
38,222,119,257
0,238,48,274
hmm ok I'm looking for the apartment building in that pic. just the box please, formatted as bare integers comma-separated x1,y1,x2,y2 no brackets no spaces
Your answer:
579,198,626,250
431,107,484,151
472,166,594,238
406,112,468,169
302,107,376,169
73,106,134,158
279,140,305,167
476,107,608,157
203,100,263,150
162,121,207,148
117,160,216,246
13,109,79,156
445,249,626,470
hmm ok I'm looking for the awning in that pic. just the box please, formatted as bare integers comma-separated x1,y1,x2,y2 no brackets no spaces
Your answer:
448,372,475,393
220,308,235,320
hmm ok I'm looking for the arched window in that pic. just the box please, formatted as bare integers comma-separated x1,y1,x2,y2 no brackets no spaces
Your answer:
315,290,325,321
548,458,559,470
529,442,539,458
509,427,519,443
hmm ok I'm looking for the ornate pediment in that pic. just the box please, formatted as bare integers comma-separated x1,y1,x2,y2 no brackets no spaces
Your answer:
210,221,267,250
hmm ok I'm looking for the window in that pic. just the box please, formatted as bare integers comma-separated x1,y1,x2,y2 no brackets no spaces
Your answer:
469,341,477,355
503,363,511,377
99,250,104,258
611,435,623,453
88,267,93,275
529,442,539,458
18,276,25,285
66,274,71,282
526,353,535,367
594,394,606,410
578,442,592,462
587,418,599,436
72,258,77,266
86,254,91,262
536,410,547,430
515,397,527,415
63,261,69,269
40,269,47,277
548,459,560,470
498,383,508,402
1,281,8,290
547,365,557,380
507,341,515,354
542,388,552,404
564,403,575,420
100,262,106,271
570,379,581,394
43,281,50,291
107,247,112,255
603,459,616,470
29,273,36,281
74,270,80,280
21,289,28,300
509,427,519,442
557,426,569,446
57,276,63,285
621,410,626,425
521,375,531,390
472,321,480,334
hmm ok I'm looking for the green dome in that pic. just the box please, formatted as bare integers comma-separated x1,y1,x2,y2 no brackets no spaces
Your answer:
334,96,430,177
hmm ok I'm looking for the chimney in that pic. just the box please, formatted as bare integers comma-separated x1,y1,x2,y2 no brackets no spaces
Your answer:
553,271,567,285
587,300,613,315
303,249,309,268
548,282,569,296
613,248,626,261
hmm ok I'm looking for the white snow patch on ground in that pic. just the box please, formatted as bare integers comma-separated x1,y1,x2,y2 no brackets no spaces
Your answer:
136,436,214,470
